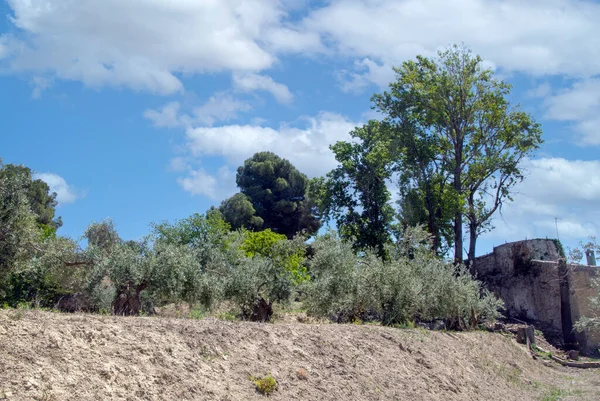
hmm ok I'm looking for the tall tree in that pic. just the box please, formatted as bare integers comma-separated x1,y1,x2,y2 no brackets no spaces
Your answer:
232,152,320,238
373,45,543,263
317,121,396,259
0,163,62,230
0,161,40,284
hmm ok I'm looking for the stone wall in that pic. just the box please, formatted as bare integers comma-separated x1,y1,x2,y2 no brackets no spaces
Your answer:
472,239,600,355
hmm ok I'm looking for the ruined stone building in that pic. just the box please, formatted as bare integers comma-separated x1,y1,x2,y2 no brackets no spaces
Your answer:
472,239,600,355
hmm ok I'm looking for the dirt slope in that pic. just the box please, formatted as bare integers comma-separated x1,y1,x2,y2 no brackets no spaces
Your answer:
1,310,599,400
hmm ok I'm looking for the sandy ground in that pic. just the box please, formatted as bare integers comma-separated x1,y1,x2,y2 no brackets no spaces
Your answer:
1,310,599,401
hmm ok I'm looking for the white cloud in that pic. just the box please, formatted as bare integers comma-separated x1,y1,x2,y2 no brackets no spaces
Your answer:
144,102,185,128
232,73,294,104
300,0,600,81
167,157,189,173
177,166,236,200
1,0,319,94
30,76,52,99
34,173,81,205
144,93,252,129
184,112,358,178
169,111,359,199
543,79,600,145
526,82,552,99
337,58,396,93
193,92,253,126
482,157,600,243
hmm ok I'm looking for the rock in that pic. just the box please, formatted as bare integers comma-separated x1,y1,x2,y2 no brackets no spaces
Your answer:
567,350,579,361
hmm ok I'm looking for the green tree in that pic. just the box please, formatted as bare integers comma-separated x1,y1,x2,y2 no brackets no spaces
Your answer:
373,45,542,263
219,193,264,231
233,152,320,238
84,219,121,255
0,161,40,285
0,163,62,230
317,121,395,259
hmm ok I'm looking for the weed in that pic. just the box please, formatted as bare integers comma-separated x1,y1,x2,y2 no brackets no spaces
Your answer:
189,307,205,320
252,374,277,396
540,388,568,401
217,311,237,321
8,309,24,320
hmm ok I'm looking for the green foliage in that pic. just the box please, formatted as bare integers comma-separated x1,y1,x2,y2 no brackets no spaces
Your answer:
0,163,62,229
316,121,396,259
552,239,566,260
252,374,277,396
223,256,291,321
305,227,502,327
241,229,309,283
371,44,543,261
219,193,264,231
0,161,41,285
2,267,68,308
88,239,218,315
84,219,121,254
233,152,321,238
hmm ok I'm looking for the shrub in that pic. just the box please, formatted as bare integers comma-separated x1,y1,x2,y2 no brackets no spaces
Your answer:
88,241,218,315
253,374,277,395
241,230,309,284
304,228,502,328
223,256,292,322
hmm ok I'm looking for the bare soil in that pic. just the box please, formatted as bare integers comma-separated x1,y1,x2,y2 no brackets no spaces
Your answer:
1,309,599,400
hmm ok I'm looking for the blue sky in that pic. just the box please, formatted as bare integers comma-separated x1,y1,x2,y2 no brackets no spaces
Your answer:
1,0,599,258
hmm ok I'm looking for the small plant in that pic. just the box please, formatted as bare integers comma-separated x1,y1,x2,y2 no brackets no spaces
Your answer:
296,368,309,380
541,387,568,401
253,374,277,396
217,311,237,321
189,307,205,320
8,309,24,320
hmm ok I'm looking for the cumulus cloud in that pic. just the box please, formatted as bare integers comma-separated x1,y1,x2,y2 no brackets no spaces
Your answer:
232,73,294,104
300,0,600,80
34,173,81,205
543,79,600,145
168,111,358,198
144,92,253,129
1,0,318,94
194,93,253,126
184,112,358,178
177,166,237,200
144,102,185,128
482,157,600,243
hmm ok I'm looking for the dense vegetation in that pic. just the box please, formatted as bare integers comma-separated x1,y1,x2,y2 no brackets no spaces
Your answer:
1,46,553,330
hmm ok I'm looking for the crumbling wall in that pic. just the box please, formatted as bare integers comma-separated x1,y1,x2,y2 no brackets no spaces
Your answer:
473,239,600,355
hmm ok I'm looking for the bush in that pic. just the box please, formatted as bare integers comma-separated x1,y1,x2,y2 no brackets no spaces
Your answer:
253,374,277,396
223,256,292,322
304,229,502,328
2,268,68,308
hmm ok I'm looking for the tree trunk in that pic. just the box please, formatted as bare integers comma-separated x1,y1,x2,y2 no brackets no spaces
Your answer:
249,298,273,322
467,220,477,266
454,138,463,264
112,284,146,316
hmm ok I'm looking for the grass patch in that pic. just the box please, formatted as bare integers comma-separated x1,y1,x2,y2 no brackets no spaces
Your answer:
540,388,568,401
252,374,277,396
